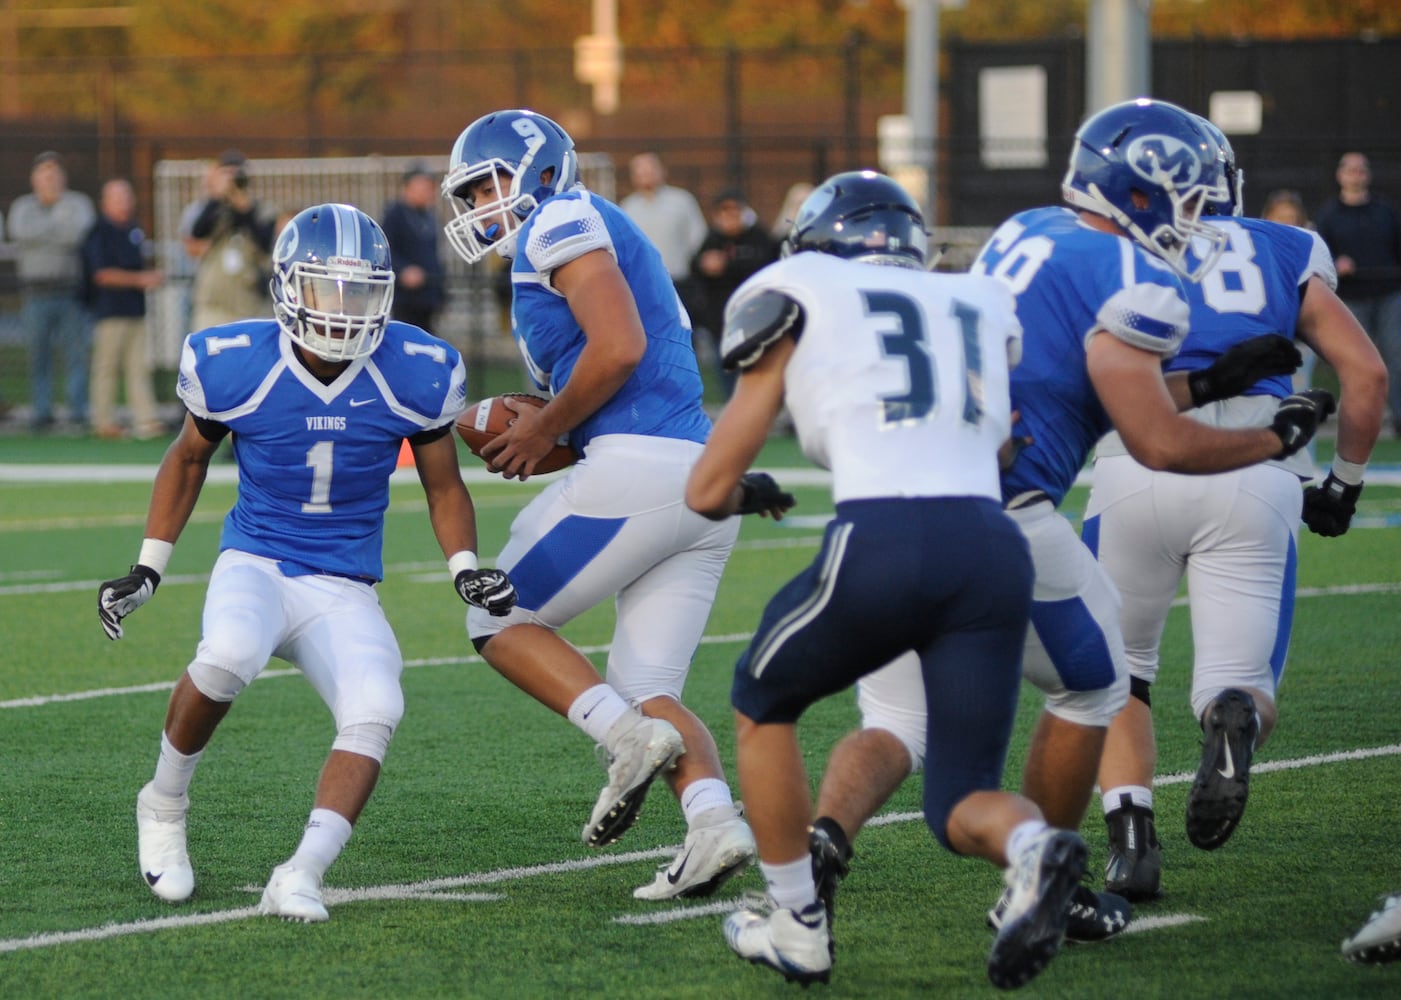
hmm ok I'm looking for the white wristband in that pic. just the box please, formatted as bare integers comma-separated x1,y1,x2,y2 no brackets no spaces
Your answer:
137,538,174,575
448,551,478,576
1331,456,1366,486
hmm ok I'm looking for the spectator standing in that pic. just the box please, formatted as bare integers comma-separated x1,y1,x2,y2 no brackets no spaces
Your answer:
690,189,780,397
187,150,278,332
7,151,96,433
381,163,446,333
83,178,165,440
619,152,708,323
1316,152,1401,433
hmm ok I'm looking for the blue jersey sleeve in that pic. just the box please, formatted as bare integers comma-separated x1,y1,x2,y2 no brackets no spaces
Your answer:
509,191,710,452
972,207,1190,505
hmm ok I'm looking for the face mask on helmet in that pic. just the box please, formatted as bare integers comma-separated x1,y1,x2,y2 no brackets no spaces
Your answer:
1062,99,1231,282
271,204,395,363
783,170,929,270
1193,115,1245,217
442,109,580,264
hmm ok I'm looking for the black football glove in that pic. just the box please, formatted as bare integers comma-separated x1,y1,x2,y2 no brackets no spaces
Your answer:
455,568,517,616
98,564,161,640
1269,389,1335,459
1302,472,1364,537
1188,335,1303,407
736,472,796,516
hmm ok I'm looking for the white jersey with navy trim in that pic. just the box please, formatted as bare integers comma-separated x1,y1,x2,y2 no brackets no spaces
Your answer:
729,252,1022,504
509,187,711,453
970,206,1191,506
177,319,467,581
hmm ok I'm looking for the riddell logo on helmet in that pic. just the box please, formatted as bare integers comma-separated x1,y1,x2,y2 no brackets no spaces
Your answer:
1125,135,1201,189
326,256,370,269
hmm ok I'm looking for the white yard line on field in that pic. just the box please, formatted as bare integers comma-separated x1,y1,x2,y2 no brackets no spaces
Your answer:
5,580,1398,710
3,745,1395,951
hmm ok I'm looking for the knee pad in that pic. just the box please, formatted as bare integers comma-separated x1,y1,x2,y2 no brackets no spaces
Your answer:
1040,669,1130,728
186,659,246,703
331,721,396,763
1130,675,1152,708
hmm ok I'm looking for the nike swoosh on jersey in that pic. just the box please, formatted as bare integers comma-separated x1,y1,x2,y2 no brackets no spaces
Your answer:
349,398,377,407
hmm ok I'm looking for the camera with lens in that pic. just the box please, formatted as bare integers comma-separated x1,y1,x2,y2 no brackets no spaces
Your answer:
232,167,249,190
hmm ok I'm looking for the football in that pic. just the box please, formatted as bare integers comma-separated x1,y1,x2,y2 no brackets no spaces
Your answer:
456,393,578,475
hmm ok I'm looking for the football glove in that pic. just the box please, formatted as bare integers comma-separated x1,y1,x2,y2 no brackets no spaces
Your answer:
98,564,161,640
1188,334,1302,407
455,568,517,616
1302,472,1364,537
736,472,796,516
1270,389,1335,459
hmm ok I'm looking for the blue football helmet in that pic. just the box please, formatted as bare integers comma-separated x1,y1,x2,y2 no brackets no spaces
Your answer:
441,109,580,264
1062,98,1230,281
783,170,929,269
1193,114,1244,216
270,203,395,362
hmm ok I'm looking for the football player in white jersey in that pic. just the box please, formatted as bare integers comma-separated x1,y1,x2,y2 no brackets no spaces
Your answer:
688,170,1088,991
797,100,1336,942
441,109,769,900
1086,122,1387,899
97,204,517,921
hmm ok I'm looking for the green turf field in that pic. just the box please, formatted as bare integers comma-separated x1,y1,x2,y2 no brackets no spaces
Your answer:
1,432,1399,998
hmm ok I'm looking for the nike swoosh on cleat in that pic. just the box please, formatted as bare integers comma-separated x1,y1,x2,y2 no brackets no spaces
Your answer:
1217,742,1236,780
667,848,694,885
145,872,161,886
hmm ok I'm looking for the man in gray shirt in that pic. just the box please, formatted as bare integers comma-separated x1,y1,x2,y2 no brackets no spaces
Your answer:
620,152,708,325
7,151,96,432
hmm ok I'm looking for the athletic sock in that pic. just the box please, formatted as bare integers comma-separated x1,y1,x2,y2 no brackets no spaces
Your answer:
567,684,630,745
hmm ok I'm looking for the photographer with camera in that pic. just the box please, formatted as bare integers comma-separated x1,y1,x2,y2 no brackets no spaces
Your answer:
187,149,279,332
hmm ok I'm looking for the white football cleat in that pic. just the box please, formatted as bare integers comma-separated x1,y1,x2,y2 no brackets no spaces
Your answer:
259,863,329,923
1343,892,1401,964
582,714,684,848
634,803,756,900
987,828,1086,990
725,896,832,985
136,782,194,902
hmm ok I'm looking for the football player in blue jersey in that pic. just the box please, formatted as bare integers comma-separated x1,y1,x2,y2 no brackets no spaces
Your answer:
688,170,1086,990
1086,120,1387,899
794,99,1336,943
440,109,774,900
98,203,517,922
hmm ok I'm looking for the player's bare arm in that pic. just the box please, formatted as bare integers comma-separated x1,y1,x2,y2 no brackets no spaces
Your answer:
482,249,644,477
686,336,792,519
412,430,480,559
144,412,221,543
1087,332,1287,472
1296,275,1387,465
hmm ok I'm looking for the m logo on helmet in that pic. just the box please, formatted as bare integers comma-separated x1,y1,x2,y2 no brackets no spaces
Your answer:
1125,134,1201,191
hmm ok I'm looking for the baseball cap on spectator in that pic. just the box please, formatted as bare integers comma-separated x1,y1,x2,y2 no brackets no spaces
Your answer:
218,149,248,168
32,151,64,169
